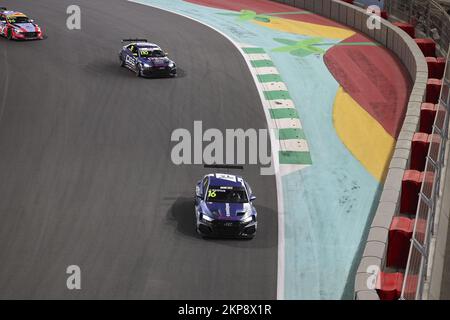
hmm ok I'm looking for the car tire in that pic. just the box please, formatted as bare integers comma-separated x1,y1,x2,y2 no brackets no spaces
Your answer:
7,28,12,40
135,64,142,77
119,57,125,67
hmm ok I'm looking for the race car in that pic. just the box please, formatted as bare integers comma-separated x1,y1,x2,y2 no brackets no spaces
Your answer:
195,173,257,239
119,39,177,78
0,8,44,40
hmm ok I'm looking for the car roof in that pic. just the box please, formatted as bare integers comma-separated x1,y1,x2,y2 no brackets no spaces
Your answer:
136,43,160,49
2,11,27,17
207,173,246,188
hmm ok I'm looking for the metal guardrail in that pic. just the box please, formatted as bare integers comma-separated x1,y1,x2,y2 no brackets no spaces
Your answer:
385,0,450,56
401,47,450,300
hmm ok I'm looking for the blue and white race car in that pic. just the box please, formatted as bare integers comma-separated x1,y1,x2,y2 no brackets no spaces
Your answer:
195,173,257,239
119,39,177,78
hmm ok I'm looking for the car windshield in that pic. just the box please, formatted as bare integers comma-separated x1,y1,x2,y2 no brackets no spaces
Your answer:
7,16,30,24
206,186,248,203
139,48,165,58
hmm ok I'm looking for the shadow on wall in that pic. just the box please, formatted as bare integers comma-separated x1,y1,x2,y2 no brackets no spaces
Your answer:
341,183,384,299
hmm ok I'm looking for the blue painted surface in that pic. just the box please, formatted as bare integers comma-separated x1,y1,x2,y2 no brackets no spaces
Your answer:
129,0,379,299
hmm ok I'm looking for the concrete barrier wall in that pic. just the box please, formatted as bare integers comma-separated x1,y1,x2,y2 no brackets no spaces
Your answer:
270,0,427,299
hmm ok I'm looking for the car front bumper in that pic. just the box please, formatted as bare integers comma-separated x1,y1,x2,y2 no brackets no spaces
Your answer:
12,30,43,40
197,219,257,238
141,66,177,77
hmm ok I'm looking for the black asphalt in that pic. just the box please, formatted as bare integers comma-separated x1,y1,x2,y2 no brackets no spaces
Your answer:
0,0,277,299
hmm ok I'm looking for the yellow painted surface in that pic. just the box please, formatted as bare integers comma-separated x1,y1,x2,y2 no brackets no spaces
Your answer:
254,17,355,40
333,87,395,182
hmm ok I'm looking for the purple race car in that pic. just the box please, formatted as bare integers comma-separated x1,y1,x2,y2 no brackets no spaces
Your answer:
119,39,177,78
195,172,257,239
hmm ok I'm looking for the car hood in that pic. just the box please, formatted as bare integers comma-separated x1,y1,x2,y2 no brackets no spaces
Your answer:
12,23,38,32
141,57,171,67
203,202,252,220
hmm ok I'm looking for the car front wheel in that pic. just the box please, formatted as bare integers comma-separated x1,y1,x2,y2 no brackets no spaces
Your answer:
135,64,142,77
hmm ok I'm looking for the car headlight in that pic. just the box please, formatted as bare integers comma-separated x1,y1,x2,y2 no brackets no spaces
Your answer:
14,28,22,33
168,62,175,68
143,63,151,68
201,213,214,222
241,215,253,223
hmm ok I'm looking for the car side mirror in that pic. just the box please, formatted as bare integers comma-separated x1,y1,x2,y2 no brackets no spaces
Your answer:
250,195,256,201
29,19,34,23
195,186,203,199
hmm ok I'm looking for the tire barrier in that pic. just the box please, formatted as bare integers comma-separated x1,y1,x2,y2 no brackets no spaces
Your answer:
426,57,446,79
410,133,431,171
426,79,443,104
376,271,404,300
415,38,437,58
419,103,438,134
386,217,414,269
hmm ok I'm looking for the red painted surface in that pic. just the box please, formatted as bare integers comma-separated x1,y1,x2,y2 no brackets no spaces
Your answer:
324,33,411,138
186,0,411,138
184,0,346,28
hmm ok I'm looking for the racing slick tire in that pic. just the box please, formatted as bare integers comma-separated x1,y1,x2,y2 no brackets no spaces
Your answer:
119,57,125,68
7,28,12,40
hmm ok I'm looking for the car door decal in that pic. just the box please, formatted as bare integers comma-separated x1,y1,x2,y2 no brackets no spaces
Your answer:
125,54,136,68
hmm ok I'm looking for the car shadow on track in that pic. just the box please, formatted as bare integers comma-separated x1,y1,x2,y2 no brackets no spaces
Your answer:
83,59,186,79
168,197,277,249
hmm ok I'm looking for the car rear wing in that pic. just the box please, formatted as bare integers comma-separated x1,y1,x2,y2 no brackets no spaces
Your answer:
121,38,148,43
204,164,244,170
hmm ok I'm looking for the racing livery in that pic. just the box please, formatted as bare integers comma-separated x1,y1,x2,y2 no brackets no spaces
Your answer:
195,173,257,239
119,39,177,78
0,8,43,40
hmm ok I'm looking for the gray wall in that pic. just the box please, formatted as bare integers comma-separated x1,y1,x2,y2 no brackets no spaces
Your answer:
270,0,427,299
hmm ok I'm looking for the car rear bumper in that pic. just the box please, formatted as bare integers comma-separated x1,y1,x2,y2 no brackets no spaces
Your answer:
197,219,257,238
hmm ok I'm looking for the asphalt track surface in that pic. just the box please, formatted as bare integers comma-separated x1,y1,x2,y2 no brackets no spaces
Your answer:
0,0,277,299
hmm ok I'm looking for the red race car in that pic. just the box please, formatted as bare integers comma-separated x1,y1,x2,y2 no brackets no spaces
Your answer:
0,8,43,40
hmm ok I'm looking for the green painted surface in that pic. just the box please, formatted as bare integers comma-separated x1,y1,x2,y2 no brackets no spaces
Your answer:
242,47,266,54
277,128,306,140
269,108,299,119
279,151,312,165
257,74,283,83
264,90,291,100
251,60,275,68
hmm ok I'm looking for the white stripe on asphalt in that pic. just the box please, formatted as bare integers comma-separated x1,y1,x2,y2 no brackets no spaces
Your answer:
247,53,271,61
281,139,310,152
274,118,303,129
262,82,288,92
268,99,295,109
254,67,279,75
